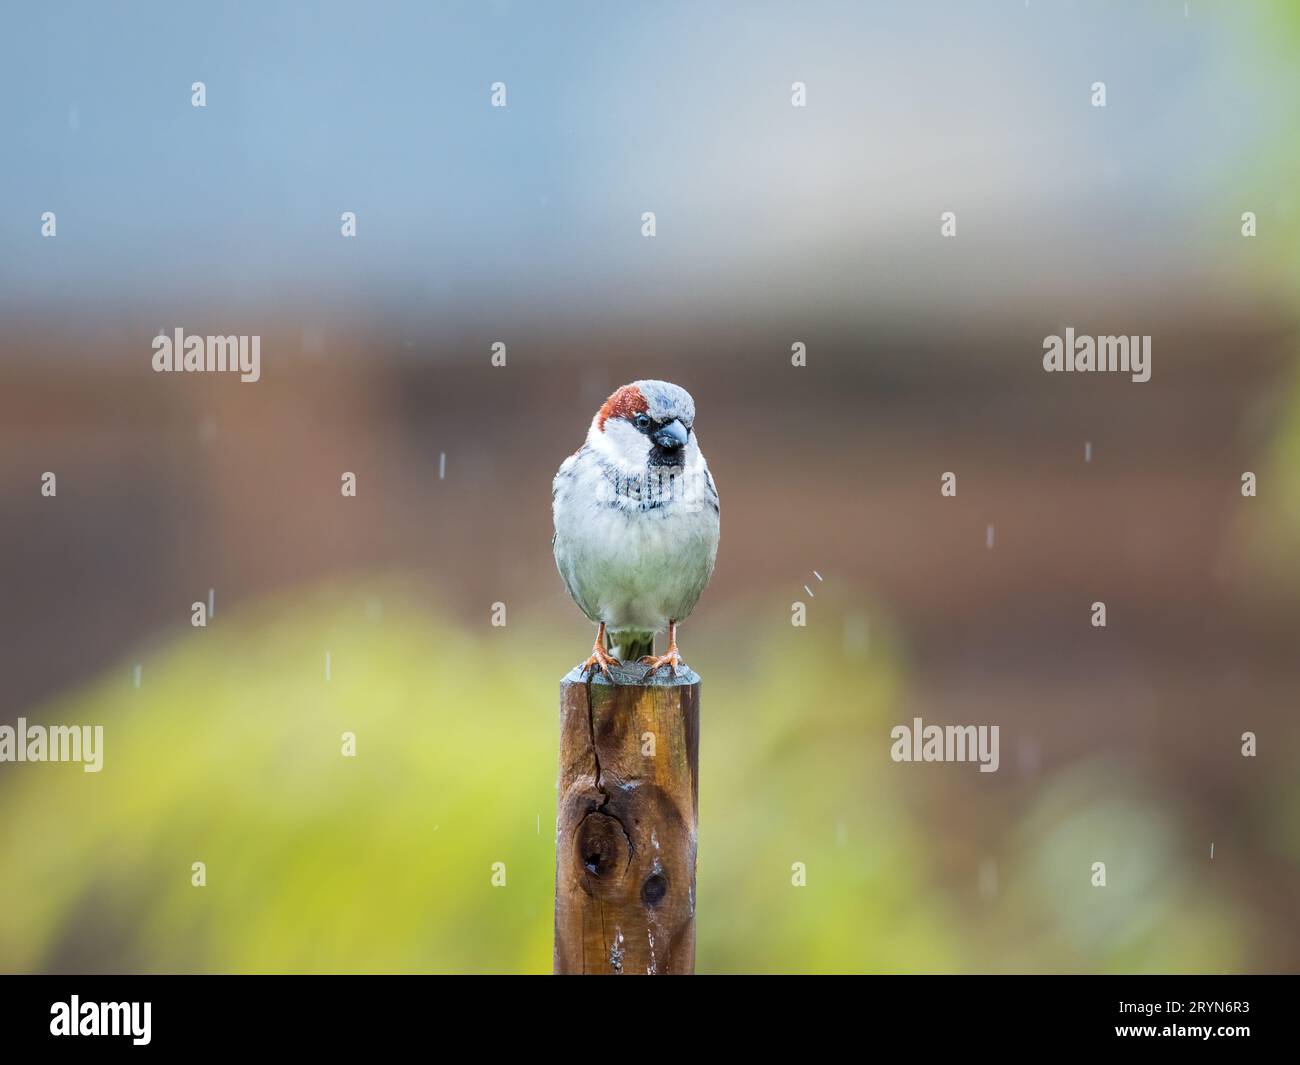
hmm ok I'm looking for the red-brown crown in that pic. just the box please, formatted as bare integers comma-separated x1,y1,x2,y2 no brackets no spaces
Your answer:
595,384,649,431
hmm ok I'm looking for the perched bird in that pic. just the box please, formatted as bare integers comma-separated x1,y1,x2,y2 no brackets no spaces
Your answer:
553,380,720,679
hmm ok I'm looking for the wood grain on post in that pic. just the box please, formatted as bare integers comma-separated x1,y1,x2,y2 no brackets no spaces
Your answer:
554,662,700,975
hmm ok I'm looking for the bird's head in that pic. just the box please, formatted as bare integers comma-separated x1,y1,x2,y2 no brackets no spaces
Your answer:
587,380,698,475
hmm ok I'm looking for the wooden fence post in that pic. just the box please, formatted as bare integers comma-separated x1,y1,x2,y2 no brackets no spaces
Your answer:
554,662,700,975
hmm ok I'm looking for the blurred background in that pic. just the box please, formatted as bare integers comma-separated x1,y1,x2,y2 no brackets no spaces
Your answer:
2,0,1299,973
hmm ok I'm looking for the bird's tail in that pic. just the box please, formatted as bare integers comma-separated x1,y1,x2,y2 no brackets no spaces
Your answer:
608,630,655,662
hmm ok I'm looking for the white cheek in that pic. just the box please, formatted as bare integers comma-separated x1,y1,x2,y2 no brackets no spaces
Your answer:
591,419,651,472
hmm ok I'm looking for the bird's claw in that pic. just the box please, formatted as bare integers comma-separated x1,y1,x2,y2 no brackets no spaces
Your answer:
580,644,622,680
639,650,683,677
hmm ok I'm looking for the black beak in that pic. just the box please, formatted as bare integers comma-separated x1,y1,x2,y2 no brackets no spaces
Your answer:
652,419,689,452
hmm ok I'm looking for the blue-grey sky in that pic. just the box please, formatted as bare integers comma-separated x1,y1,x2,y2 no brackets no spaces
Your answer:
0,1,1287,328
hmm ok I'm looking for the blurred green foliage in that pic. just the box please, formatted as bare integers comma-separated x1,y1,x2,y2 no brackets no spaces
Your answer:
0,579,1264,973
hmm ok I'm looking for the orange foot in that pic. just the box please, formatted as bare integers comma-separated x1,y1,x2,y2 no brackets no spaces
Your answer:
580,623,622,680
640,621,683,677
639,648,683,677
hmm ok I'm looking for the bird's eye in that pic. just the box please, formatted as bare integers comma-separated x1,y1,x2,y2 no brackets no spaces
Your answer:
634,414,652,430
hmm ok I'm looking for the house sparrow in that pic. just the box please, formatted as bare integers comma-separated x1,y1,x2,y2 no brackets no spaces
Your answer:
553,380,720,679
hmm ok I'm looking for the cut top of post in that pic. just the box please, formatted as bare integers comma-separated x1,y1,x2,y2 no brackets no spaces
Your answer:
561,662,701,687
